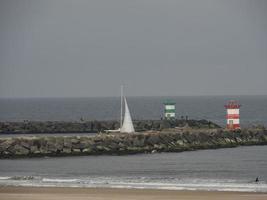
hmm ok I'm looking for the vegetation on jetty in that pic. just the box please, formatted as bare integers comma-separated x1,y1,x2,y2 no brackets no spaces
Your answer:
0,127,266,158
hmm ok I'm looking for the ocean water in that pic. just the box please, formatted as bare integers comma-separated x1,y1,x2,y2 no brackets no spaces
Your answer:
0,146,266,192
0,95,267,127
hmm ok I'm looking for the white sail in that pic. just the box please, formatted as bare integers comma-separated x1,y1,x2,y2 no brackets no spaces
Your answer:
120,97,135,133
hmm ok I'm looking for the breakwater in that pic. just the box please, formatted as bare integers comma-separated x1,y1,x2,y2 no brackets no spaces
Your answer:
0,128,266,158
0,119,220,134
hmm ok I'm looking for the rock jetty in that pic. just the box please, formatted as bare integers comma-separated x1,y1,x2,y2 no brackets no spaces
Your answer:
0,119,220,134
0,128,266,158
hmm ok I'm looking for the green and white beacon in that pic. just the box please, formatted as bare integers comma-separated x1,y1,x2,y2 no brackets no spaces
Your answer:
163,100,176,119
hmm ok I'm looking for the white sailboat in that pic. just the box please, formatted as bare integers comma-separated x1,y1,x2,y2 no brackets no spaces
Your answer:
120,96,135,133
105,86,135,133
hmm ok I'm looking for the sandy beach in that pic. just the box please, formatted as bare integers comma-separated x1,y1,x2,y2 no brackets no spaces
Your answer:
0,187,266,200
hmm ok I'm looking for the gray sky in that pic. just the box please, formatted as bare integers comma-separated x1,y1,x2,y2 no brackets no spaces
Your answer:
0,0,266,97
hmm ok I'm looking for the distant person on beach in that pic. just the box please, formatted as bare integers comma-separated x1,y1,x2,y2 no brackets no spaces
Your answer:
255,177,259,183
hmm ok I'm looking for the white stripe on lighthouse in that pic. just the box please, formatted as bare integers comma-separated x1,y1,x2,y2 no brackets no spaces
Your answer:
227,109,239,114
227,119,240,124
165,105,175,110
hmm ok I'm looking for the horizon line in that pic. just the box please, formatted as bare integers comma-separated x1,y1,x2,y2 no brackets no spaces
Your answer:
0,94,267,99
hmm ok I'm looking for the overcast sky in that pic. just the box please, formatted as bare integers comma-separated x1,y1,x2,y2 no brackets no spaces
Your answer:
0,0,266,98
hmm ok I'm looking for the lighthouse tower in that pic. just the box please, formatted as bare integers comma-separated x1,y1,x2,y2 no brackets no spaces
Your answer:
224,100,241,130
163,100,176,119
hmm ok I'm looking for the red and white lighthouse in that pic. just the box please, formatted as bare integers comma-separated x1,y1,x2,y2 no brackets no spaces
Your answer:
224,100,241,130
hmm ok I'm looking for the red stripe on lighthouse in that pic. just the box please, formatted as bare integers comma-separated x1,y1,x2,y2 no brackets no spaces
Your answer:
226,114,240,119
227,124,240,129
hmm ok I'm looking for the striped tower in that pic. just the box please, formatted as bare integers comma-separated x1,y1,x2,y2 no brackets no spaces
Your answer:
163,100,176,119
224,100,241,130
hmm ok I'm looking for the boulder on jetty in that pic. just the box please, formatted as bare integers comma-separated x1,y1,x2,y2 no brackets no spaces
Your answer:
0,127,266,158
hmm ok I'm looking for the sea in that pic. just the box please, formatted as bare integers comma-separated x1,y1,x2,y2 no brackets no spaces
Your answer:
0,95,267,126
0,146,266,192
0,95,267,192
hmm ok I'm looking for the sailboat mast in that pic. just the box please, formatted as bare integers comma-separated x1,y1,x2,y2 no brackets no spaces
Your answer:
120,85,123,129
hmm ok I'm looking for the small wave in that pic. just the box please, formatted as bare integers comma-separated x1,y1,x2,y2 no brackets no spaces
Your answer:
9,176,35,180
0,176,11,180
42,178,78,183
1,176,267,193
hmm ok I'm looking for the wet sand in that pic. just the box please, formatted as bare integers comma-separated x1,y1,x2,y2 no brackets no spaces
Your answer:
0,187,266,200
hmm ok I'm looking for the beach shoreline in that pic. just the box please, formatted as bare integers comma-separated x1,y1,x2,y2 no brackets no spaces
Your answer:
0,186,267,200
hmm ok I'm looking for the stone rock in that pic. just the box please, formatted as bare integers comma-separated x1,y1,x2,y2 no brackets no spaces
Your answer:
82,148,91,153
176,140,184,145
151,149,157,154
8,144,29,155
71,138,79,144
39,146,48,154
63,140,72,148
30,145,39,153
132,137,145,147
46,143,58,153
0,139,14,152
146,134,160,145
72,148,81,153
96,145,104,151
62,148,71,154
20,141,32,149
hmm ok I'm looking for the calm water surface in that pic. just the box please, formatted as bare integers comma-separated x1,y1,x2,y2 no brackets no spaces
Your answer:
0,95,266,127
